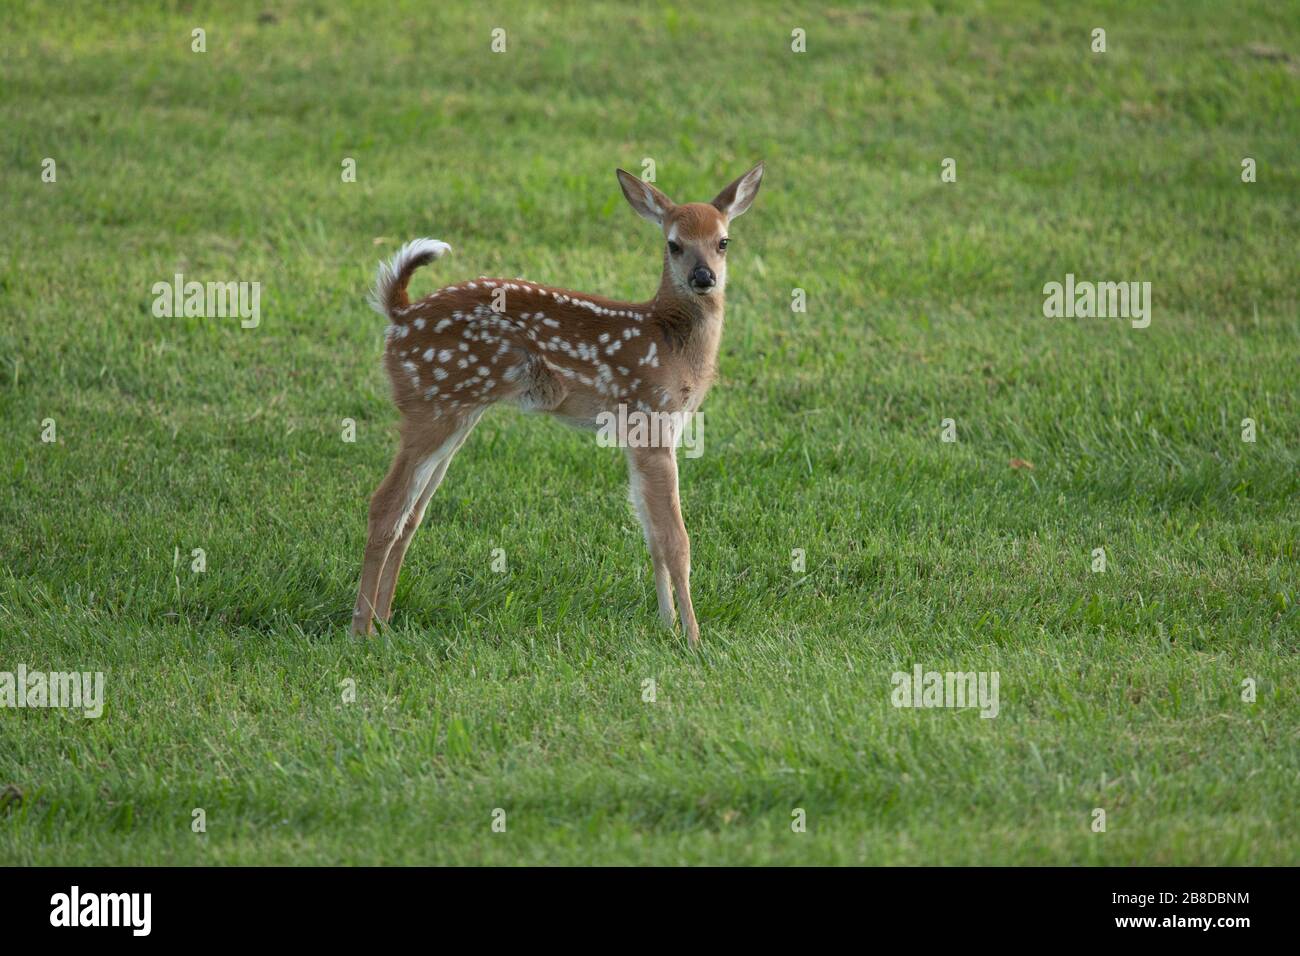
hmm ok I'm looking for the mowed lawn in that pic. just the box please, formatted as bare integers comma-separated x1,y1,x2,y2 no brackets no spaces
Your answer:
1,0,1297,865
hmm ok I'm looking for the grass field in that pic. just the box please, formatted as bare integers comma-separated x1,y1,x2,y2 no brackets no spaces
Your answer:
1,0,1297,865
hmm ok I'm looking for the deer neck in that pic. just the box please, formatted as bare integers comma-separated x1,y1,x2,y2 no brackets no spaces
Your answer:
649,266,725,384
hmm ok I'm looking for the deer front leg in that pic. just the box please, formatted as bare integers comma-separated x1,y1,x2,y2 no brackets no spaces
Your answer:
630,463,676,629
627,446,699,646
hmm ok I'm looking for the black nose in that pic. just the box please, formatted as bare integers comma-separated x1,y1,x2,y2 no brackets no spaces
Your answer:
691,266,715,288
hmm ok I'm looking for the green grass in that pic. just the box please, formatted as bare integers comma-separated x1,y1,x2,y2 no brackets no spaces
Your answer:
1,0,1297,865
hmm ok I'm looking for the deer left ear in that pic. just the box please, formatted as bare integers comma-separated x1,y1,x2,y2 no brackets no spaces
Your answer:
617,168,676,226
711,162,764,221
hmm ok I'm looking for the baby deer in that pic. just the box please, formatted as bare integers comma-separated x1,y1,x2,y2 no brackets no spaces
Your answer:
353,163,765,645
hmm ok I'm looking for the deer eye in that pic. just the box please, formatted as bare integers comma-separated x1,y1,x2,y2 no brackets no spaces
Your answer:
718,238,729,252
667,240,682,255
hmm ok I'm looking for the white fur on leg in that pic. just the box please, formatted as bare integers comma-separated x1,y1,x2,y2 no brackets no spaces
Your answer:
627,459,676,627
390,417,475,537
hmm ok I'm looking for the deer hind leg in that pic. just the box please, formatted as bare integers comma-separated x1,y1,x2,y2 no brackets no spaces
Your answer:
371,457,448,625
372,409,482,624
627,446,699,646
352,412,480,636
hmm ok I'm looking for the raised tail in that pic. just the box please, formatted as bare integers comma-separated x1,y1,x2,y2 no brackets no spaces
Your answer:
368,237,451,317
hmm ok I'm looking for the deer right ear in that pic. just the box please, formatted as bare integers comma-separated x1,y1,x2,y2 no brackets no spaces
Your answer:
616,169,675,225
711,162,764,221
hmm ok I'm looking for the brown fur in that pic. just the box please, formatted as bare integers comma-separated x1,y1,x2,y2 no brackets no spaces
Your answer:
352,164,765,645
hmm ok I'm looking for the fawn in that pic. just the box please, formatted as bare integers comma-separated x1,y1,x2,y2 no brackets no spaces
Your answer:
352,163,765,645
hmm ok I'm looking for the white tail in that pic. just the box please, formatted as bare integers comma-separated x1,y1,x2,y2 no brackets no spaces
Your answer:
368,237,451,317
353,163,765,646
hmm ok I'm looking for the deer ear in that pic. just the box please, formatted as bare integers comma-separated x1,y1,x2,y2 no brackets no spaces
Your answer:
711,162,765,221
616,169,675,225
